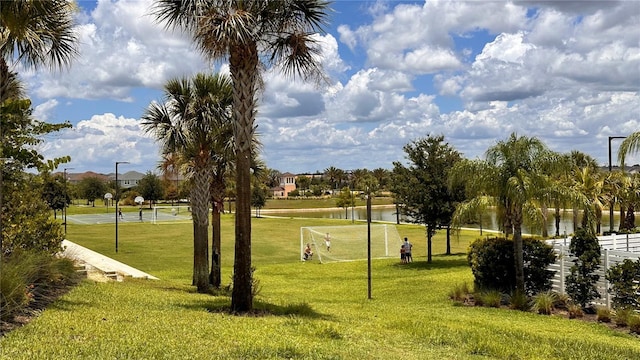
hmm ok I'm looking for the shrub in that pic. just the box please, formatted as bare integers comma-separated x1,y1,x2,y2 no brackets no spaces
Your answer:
567,303,584,319
449,282,472,302
615,307,635,327
476,290,502,308
508,290,530,311
628,316,640,334
606,258,640,310
0,250,80,322
0,258,31,321
468,237,556,295
532,291,557,315
2,177,65,256
596,307,612,323
554,293,570,310
565,229,601,308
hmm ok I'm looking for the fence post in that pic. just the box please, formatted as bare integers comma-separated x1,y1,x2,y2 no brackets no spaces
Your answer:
559,245,565,295
603,249,610,309
626,233,629,252
612,233,617,250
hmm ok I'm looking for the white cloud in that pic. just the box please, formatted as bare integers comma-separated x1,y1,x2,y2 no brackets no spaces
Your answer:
31,0,640,174
29,0,208,101
33,99,59,122
39,113,158,174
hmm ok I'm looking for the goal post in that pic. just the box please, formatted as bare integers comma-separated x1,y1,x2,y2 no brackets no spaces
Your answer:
151,205,191,224
300,224,402,263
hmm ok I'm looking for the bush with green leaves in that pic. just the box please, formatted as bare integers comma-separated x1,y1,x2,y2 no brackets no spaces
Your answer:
606,258,640,310
565,229,601,308
467,237,556,295
2,173,65,257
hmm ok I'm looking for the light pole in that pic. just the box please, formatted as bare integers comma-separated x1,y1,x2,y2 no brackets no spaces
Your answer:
608,136,626,232
63,167,74,234
115,161,129,253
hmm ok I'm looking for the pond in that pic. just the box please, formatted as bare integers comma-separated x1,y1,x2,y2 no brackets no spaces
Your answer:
261,206,626,236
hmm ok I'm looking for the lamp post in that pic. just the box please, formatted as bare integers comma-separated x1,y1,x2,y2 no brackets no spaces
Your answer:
115,161,129,253
63,167,74,234
608,136,626,232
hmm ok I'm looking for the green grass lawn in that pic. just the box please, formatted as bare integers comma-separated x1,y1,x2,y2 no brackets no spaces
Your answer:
1,214,638,359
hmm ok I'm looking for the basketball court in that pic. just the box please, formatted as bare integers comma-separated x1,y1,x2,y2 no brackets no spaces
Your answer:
65,209,192,225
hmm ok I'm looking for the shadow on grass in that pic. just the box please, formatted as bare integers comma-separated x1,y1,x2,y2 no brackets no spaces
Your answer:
392,254,469,271
177,297,331,320
47,298,95,312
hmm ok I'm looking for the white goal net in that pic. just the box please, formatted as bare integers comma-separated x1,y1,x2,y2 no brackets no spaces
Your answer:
300,224,403,263
151,205,192,224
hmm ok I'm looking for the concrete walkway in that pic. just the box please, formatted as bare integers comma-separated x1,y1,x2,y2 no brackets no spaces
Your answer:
62,240,159,281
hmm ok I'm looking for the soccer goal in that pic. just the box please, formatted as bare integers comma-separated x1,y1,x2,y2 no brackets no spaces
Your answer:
300,224,403,263
151,205,191,224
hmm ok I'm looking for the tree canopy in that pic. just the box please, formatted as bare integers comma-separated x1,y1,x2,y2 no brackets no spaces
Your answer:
392,135,463,262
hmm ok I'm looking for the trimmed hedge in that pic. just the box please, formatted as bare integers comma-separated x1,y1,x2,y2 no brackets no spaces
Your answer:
468,237,556,295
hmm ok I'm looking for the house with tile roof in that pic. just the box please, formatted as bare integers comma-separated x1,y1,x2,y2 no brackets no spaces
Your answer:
271,172,297,198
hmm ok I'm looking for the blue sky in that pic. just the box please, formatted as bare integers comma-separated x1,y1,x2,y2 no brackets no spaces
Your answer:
21,0,640,174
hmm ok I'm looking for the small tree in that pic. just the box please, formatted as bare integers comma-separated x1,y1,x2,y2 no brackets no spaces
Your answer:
566,229,601,309
296,175,311,195
78,177,107,207
251,186,267,218
137,172,165,208
336,186,355,219
41,173,69,218
392,135,463,262
606,258,640,310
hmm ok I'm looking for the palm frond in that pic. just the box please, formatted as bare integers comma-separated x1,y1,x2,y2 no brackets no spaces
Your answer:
618,132,640,167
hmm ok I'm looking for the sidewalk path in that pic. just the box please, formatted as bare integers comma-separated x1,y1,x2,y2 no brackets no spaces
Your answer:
62,240,159,280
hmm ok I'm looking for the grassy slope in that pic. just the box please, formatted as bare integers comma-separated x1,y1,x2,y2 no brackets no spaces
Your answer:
1,215,639,359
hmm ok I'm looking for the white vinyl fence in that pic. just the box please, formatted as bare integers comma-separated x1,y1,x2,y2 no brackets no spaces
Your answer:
545,233,640,309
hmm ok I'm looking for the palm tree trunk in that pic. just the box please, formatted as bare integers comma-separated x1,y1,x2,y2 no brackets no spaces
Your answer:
619,206,626,231
210,172,225,288
625,205,635,229
445,225,451,255
554,203,561,237
541,203,548,238
513,205,525,293
210,200,222,288
191,166,210,293
230,43,259,312
426,224,434,263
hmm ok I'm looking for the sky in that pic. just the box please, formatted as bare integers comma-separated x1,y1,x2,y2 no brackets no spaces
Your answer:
18,0,640,175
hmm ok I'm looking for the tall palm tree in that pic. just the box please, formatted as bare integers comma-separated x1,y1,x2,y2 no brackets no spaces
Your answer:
618,132,640,167
325,166,343,190
451,133,550,294
154,0,331,312
571,166,604,234
142,73,233,293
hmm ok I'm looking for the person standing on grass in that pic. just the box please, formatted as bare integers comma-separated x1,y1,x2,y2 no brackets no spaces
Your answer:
403,237,413,263
324,233,331,252
400,244,406,263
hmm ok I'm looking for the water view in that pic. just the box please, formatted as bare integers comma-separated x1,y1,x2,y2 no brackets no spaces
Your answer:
262,206,625,236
